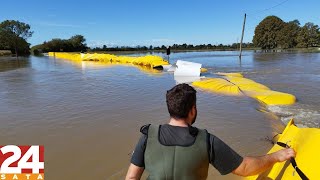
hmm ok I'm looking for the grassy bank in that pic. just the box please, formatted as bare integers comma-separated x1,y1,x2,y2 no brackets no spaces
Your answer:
0,50,12,56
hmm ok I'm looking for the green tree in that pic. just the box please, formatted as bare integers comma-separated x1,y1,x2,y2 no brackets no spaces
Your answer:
296,26,308,48
297,22,320,48
69,35,87,51
0,30,10,49
253,16,285,49
187,44,194,49
0,20,33,57
46,38,65,52
277,20,300,49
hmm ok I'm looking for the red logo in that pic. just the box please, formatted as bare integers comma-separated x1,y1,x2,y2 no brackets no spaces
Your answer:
0,145,44,180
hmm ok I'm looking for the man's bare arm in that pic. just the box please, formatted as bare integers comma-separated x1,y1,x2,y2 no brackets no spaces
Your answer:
125,163,144,180
233,148,295,177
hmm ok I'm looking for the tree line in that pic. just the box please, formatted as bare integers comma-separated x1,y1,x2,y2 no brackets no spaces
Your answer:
31,35,88,55
90,42,254,52
253,16,320,49
1,16,320,57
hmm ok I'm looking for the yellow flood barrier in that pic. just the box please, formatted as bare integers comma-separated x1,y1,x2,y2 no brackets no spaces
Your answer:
192,73,296,105
48,52,169,68
193,78,242,96
48,52,81,61
247,119,320,180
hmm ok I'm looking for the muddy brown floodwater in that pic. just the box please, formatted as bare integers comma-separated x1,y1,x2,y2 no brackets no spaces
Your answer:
0,51,319,179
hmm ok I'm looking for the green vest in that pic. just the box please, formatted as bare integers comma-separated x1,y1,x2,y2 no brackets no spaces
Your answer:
144,125,209,180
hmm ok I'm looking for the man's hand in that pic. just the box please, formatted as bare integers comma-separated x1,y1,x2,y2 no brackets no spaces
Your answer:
233,148,296,177
271,148,296,162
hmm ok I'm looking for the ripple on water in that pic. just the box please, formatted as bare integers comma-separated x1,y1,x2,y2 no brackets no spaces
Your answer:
267,105,320,128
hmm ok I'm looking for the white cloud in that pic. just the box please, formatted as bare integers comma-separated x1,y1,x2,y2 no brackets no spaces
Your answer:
151,38,176,43
87,40,119,48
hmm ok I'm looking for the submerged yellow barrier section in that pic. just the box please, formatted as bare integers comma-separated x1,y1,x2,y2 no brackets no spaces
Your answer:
200,68,208,73
247,119,320,180
192,73,296,105
48,52,170,68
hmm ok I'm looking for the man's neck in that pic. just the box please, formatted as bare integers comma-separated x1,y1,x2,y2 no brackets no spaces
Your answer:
168,117,189,127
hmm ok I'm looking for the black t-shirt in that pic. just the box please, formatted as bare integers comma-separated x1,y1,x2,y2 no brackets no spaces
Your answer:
131,124,243,175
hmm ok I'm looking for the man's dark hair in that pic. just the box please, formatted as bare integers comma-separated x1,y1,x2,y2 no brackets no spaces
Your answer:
166,83,196,119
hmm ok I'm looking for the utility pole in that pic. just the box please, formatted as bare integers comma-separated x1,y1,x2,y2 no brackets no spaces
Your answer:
239,13,246,59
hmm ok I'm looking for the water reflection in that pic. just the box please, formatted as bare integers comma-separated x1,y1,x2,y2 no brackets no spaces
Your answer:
135,65,163,76
0,57,30,72
50,57,164,76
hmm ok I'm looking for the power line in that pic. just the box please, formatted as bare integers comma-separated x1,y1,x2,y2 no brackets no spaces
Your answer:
247,0,290,17
244,0,291,37
236,0,291,44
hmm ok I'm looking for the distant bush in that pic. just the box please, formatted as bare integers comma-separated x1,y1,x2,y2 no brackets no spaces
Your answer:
32,35,88,53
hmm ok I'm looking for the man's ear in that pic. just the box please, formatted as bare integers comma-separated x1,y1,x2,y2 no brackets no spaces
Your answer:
190,105,196,115
193,105,197,111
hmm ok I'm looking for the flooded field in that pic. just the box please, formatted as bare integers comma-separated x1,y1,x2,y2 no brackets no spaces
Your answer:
0,51,319,179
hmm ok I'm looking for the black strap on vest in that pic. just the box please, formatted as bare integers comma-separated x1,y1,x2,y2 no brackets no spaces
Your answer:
276,142,309,180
